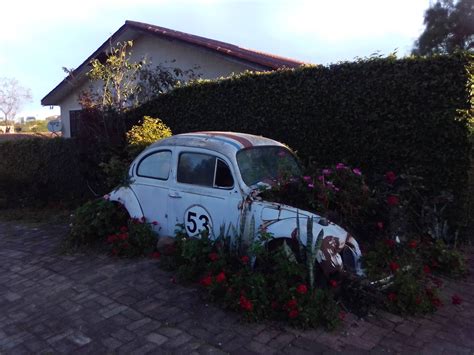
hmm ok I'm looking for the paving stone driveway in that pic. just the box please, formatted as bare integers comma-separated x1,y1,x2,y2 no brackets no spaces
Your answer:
1,221,473,354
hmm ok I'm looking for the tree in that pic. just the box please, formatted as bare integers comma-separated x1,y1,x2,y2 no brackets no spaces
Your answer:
413,0,474,55
0,77,32,125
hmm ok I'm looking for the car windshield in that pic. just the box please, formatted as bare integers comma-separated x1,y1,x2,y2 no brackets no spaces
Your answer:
236,146,301,186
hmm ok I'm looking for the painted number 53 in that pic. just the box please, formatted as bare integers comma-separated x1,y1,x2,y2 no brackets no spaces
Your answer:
184,205,212,237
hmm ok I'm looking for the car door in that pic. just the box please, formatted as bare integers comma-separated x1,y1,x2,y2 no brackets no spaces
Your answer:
168,148,241,238
131,148,173,236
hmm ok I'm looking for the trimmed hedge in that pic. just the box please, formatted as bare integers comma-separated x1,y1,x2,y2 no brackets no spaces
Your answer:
127,54,473,210
0,137,87,206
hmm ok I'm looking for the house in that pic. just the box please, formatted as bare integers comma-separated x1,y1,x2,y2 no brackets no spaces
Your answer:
41,20,304,138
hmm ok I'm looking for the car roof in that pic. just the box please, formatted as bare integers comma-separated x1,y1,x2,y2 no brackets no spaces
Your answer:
146,131,287,155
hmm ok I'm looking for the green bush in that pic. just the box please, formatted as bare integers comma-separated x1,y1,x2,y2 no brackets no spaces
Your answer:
127,53,472,229
0,137,87,206
68,198,128,247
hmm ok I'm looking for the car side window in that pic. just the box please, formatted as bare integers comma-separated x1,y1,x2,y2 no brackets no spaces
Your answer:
178,152,234,188
137,150,171,180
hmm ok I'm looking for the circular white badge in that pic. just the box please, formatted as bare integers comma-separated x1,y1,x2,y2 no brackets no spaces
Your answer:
184,205,213,237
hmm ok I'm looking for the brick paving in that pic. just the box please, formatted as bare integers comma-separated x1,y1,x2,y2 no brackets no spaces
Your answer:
0,221,473,354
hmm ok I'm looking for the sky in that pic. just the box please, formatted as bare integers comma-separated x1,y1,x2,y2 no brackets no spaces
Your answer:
1,0,429,120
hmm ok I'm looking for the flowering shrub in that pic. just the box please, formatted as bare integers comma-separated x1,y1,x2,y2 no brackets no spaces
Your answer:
106,218,157,257
68,198,128,247
259,163,373,233
160,232,342,330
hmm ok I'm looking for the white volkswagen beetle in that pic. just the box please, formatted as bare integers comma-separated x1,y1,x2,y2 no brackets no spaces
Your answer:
110,132,363,276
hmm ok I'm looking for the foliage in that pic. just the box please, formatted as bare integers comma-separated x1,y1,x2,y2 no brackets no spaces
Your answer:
160,229,342,330
413,0,474,55
362,236,465,315
259,163,373,237
0,137,87,206
126,53,473,232
126,116,172,156
106,218,158,257
0,77,32,123
68,198,128,248
84,41,143,110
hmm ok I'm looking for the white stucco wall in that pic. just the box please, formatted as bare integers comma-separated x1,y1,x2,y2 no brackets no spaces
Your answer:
58,34,265,137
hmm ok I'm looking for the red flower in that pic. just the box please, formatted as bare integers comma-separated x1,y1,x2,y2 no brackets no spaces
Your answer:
208,252,219,262
296,284,308,294
118,233,128,241
387,195,399,207
389,261,400,272
423,265,431,274
286,299,298,309
120,226,128,233
288,309,299,319
408,240,417,249
107,235,117,243
385,171,397,185
376,222,384,230
385,239,396,248
329,280,338,288
388,292,397,302
271,301,279,310
152,221,159,226
339,311,346,320
122,242,129,249
151,251,161,259
200,275,212,287
431,297,443,308
215,272,226,283
240,255,250,264
452,294,462,305
239,295,253,311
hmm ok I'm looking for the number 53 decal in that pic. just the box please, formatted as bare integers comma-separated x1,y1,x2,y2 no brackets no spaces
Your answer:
184,205,212,237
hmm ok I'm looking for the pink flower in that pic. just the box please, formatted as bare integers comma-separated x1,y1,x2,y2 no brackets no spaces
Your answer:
376,222,384,230
322,168,332,175
102,194,110,200
303,176,312,182
339,311,346,321
385,171,397,185
329,280,338,288
352,168,362,176
336,163,346,170
152,221,159,226
308,183,314,189
452,294,462,305
318,175,325,182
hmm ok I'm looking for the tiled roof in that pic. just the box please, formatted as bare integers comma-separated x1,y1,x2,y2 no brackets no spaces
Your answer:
42,20,305,105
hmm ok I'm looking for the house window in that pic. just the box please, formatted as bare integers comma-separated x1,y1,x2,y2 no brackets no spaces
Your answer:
137,150,172,180
69,110,83,138
177,152,233,188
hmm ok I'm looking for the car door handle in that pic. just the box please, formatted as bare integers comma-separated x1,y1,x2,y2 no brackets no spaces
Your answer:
168,192,182,198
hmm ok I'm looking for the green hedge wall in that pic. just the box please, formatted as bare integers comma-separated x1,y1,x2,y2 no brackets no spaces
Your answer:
128,54,472,201
0,137,87,206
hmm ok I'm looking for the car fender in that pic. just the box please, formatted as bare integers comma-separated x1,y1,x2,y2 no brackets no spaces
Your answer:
109,187,144,219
